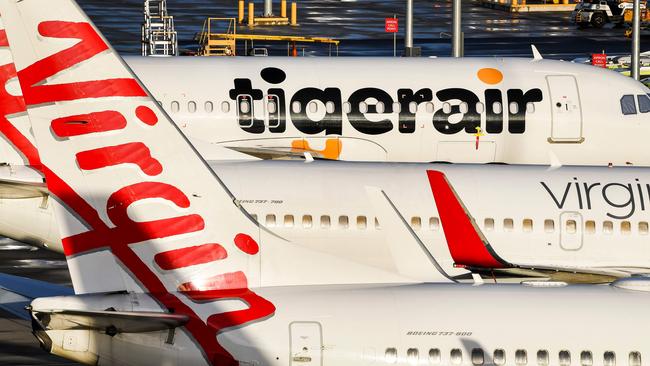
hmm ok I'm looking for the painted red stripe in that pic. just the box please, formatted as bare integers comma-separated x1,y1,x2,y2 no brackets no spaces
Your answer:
51,111,127,137
154,244,228,270
0,61,40,167
76,142,162,176
0,30,8,47
179,271,248,293
426,170,506,268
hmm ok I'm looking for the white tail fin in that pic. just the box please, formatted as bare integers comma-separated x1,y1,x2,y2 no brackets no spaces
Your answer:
0,0,277,363
0,15,40,167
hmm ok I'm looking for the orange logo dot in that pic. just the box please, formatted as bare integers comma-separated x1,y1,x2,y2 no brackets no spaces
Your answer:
477,68,503,85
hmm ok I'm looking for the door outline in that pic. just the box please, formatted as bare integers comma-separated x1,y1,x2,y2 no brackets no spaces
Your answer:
559,211,584,251
546,75,585,143
289,321,323,366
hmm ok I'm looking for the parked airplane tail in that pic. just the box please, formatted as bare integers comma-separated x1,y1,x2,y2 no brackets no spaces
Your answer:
426,170,511,269
0,0,284,362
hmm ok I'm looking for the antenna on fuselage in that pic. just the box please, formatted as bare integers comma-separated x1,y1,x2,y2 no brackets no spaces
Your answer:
531,45,543,61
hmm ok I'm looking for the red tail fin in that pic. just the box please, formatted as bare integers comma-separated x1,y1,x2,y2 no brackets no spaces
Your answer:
427,170,509,269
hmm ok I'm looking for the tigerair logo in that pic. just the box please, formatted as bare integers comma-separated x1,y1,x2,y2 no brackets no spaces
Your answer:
229,66,543,136
14,20,273,366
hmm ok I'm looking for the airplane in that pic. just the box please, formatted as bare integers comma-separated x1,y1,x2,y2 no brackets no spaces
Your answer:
2,2,650,366
4,158,650,283
1,15,650,166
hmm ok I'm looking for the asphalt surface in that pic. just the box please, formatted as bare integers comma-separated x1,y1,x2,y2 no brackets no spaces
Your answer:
75,0,649,58
0,0,645,363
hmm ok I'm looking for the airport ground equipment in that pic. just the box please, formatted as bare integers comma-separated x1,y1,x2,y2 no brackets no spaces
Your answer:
196,17,339,56
572,0,632,28
623,1,650,36
141,0,178,56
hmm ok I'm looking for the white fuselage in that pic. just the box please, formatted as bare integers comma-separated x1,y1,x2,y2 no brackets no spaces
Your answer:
5,161,650,279
30,281,650,366
123,56,650,166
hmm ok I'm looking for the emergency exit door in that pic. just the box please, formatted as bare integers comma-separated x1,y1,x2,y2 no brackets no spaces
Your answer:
560,212,583,251
547,75,584,143
290,322,323,366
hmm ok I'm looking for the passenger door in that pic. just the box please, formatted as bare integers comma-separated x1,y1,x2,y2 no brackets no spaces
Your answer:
290,322,323,366
560,212,583,251
547,75,584,143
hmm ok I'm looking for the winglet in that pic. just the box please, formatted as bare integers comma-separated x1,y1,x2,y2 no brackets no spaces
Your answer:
426,170,509,269
531,44,543,61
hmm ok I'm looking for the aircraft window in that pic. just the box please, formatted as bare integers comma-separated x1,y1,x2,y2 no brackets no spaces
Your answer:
638,94,650,113
504,218,514,232
265,214,276,227
171,101,180,113
430,349,442,365
375,218,381,230
451,349,463,365
442,102,452,114
309,101,318,113
523,218,533,232
221,101,231,113
339,215,349,229
393,102,401,113
411,216,422,230
377,102,386,113
516,350,528,366
476,102,485,114
509,101,519,114
385,348,398,364
292,101,302,113
472,349,485,366
205,101,214,113
426,102,435,113
240,99,251,114
343,102,351,114
526,102,536,114
537,350,550,366
493,101,503,114
629,352,642,366
267,99,278,114
585,220,596,234
430,217,440,231
409,101,418,114
604,352,616,366
621,95,637,115
603,221,614,234
320,215,331,229
559,350,571,366
494,349,506,366
188,101,197,113
484,218,495,231
639,222,649,235
357,216,367,230
359,102,368,114
621,221,631,234
566,219,577,234
326,101,335,114
284,215,294,228
460,102,469,114
544,219,555,233
581,351,593,366
407,348,419,365
302,215,313,229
